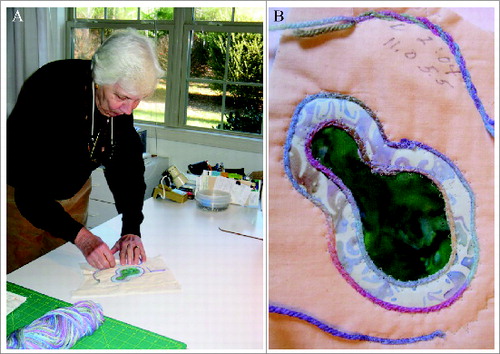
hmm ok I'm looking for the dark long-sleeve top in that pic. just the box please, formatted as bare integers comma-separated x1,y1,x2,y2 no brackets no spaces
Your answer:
7,59,146,243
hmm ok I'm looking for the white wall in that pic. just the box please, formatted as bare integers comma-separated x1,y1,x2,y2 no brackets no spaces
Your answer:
147,137,263,176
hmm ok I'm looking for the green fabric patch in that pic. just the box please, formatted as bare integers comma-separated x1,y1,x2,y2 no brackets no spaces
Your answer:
311,126,452,281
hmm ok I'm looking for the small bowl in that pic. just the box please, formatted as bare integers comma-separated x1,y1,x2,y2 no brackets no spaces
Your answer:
195,189,231,211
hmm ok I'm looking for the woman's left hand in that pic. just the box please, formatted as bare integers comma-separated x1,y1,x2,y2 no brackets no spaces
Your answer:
111,234,147,265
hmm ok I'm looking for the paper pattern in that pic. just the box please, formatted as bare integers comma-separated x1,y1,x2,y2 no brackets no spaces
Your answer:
6,291,27,315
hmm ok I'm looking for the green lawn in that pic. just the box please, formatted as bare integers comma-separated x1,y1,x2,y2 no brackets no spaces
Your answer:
134,82,223,128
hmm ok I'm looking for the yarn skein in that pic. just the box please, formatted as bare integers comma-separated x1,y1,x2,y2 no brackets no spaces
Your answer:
7,300,104,349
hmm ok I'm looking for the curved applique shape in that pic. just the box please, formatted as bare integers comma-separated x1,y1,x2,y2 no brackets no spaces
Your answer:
284,92,478,312
111,265,145,283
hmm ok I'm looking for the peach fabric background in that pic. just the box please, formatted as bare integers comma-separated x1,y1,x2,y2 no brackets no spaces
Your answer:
269,7,495,349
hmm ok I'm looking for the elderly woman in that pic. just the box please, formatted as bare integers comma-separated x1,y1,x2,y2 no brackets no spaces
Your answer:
7,28,164,273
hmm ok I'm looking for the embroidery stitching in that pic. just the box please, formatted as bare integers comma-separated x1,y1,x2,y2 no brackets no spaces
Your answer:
269,304,446,344
284,92,478,312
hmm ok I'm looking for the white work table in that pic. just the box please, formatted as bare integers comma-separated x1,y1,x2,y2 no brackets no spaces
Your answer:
7,197,265,350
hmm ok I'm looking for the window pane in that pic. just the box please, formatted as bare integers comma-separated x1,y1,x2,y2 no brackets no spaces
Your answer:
227,33,263,83
224,84,262,134
72,28,118,59
140,7,174,20
190,32,228,81
187,29,263,134
105,7,138,20
194,7,233,21
73,29,162,60
186,82,223,129
155,31,169,77
73,28,102,59
234,7,264,22
134,31,169,124
76,8,105,19
134,80,167,123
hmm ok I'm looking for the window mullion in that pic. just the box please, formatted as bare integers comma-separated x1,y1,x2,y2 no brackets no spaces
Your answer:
164,8,190,128
221,32,233,130
173,8,195,128
178,13,194,128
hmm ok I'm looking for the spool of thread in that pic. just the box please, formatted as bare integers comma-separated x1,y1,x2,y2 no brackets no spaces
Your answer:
167,165,188,188
7,300,104,349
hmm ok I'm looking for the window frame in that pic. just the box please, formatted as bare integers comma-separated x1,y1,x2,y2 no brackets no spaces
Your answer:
66,7,263,154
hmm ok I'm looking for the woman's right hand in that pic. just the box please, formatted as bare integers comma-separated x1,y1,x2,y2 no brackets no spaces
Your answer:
74,227,116,269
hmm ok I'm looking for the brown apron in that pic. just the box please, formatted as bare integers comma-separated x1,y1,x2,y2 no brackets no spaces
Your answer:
6,179,91,274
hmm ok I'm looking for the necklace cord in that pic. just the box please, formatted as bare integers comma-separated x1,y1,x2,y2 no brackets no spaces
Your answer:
91,82,95,137
90,82,115,162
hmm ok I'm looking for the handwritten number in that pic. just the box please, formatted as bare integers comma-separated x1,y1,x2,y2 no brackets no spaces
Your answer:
383,37,395,46
418,66,439,73
382,37,456,89
436,79,454,88
417,36,433,45
390,24,405,31
445,64,461,76
383,37,401,50
405,51,417,59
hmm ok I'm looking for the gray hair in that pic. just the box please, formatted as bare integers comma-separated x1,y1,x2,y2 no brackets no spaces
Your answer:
92,28,164,97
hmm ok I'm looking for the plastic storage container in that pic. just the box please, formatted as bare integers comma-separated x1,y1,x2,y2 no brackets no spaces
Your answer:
195,189,231,211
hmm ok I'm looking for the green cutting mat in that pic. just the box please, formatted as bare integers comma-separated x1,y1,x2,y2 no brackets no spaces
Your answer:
6,282,187,349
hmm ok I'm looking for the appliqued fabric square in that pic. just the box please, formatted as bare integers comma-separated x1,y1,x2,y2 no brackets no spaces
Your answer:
72,256,181,298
